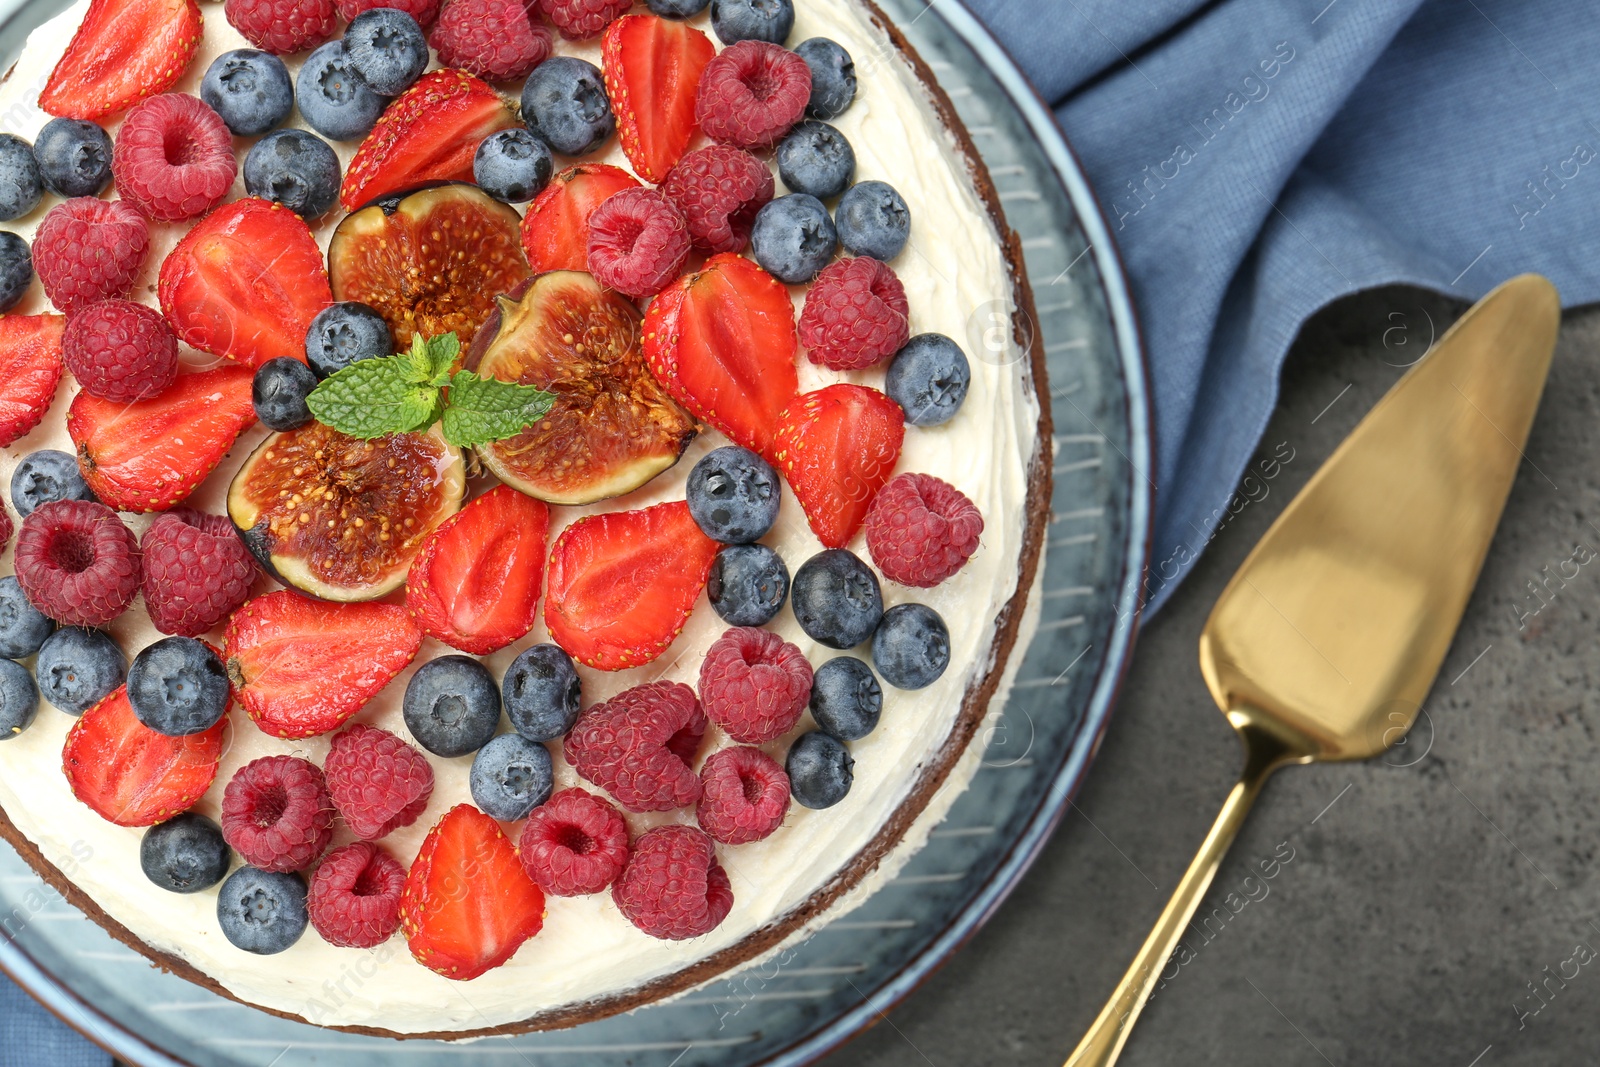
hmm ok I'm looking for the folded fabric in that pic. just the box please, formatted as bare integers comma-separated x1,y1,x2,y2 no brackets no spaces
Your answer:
0,977,108,1067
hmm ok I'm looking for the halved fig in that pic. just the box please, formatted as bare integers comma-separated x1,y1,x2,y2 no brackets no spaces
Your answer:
226,421,466,602
329,183,530,350
464,271,698,505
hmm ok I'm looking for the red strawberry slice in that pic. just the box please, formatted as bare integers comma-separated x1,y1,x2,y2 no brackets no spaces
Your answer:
158,198,332,370
520,163,642,274
223,590,423,740
68,365,257,513
341,69,518,211
400,804,545,980
62,686,226,827
603,14,716,184
406,485,550,655
0,315,65,448
39,0,201,120
544,499,718,671
773,384,906,548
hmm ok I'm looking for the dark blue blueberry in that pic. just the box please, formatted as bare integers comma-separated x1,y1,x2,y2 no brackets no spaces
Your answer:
871,603,949,689
750,193,837,284
0,577,54,659
33,117,112,196
10,449,93,518
686,445,780,543
0,231,31,313
708,544,789,627
344,8,428,96
885,333,970,426
469,733,554,821
0,134,41,221
808,656,881,741
304,301,393,378
296,41,388,143
786,730,853,809
646,0,709,15
502,643,581,743
710,0,794,45
777,121,854,201
35,627,124,716
474,128,554,204
252,357,318,431
791,549,882,649
141,813,230,893
243,129,341,219
404,654,502,757
217,867,307,954
0,659,39,740
795,38,856,119
521,57,615,157
836,180,910,261
200,50,293,137
127,636,230,736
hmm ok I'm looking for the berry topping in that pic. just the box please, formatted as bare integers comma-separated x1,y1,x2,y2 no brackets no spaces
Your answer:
403,655,503,758
587,187,691,299
710,0,793,45
324,723,435,840
790,548,883,649
431,0,553,82
749,192,837,284
224,0,336,56
708,543,790,627
34,198,148,314
886,333,971,426
518,788,629,896
469,733,554,821
337,0,440,28
296,41,388,143
11,451,91,520
603,14,716,183
699,626,812,744
14,500,140,628
127,636,230,736
345,8,429,95
304,302,393,377
564,680,706,812
0,660,39,740
0,232,31,314
34,118,113,197
687,445,781,544
140,812,230,893
0,576,55,660
774,384,906,547
112,93,236,222
0,315,65,448
696,40,810,149
777,120,855,200
473,128,554,203
697,745,789,844
837,180,911,262
63,684,224,826
873,603,950,690
799,257,910,370
35,627,125,715
539,0,631,40
809,656,882,741
503,644,582,743
786,730,852,808
864,473,983,588
520,163,641,273
221,754,336,872
795,37,856,119
521,56,616,157
39,0,202,121
217,867,308,954
647,0,709,15
243,129,342,218
307,841,407,948
661,145,773,255
0,134,43,221
200,49,294,136
62,298,179,403
251,357,317,431
140,509,257,638
612,825,732,940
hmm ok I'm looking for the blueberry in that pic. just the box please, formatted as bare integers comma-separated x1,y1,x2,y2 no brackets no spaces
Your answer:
253,357,318,431
646,0,709,15
872,603,949,689
141,812,230,893
0,231,31,313
243,129,340,218
795,38,856,119
200,50,293,137
304,302,393,378
786,730,853,808
297,41,388,142
344,8,428,96
127,636,230,736
750,193,837,284
836,180,910,261
791,549,882,649
686,445,780,544
708,544,789,627
502,643,581,743
808,656,881,741
710,0,794,45
0,577,54,659
885,333,971,426
404,654,502,757
10,450,93,518
0,134,41,221
32,117,112,196
216,866,307,954
473,128,554,204
469,733,554,821
35,627,124,716
521,57,615,157
0,660,39,740
777,121,855,201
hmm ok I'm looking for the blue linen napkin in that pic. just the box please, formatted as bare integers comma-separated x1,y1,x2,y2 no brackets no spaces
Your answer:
966,0,1600,613
0,977,107,1067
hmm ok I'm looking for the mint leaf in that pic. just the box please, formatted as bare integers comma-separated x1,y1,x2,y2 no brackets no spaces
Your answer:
425,333,461,387
307,355,443,439
401,334,434,385
440,371,555,447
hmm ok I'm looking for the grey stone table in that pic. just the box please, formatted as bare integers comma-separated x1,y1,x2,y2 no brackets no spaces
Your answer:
821,286,1600,1067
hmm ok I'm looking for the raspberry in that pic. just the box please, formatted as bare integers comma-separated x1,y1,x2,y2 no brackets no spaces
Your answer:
698,626,812,744
139,509,257,637
112,94,237,223
323,723,435,840
799,257,910,370
307,841,407,948
864,473,984,588
430,0,552,81
225,0,337,54
337,0,440,27
13,500,139,627
587,187,691,299
660,145,774,255
518,788,630,896
0,506,10,555
220,755,335,873
696,746,789,845
62,299,178,403
612,825,732,940
696,41,811,149
33,198,149,314
539,0,630,40
564,681,707,812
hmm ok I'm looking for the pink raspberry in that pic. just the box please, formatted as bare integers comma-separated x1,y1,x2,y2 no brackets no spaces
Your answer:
13,500,140,627
62,299,178,403
337,0,440,27
323,723,435,840
799,256,910,370
112,94,237,223
220,755,335,873
696,41,811,149
660,145,774,255
539,0,630,40
33,198,149,314
0,506,10,555
225,0,337,54
518,788,630,896
864,473,984,588
612,825,732,940
696,746,789,845
698,626,812,744
564,681,707,812
307,841,407,948
430,0,552,81
139,509,257,638
587,187,691,299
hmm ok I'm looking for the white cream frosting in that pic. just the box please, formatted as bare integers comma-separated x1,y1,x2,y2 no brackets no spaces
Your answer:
0,0,1042,1033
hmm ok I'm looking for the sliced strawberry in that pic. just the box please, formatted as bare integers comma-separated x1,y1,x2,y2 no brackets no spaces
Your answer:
773,384,906,548
223,590,423,740
68,365,256,513
400,804,545,980
603,14,715,184
643,253,799,459
341,69,518,211
520,164,642,274
0,315,65,448
40,0,201,120
544,499,718,671
158,198,332,369
62,686,225,827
